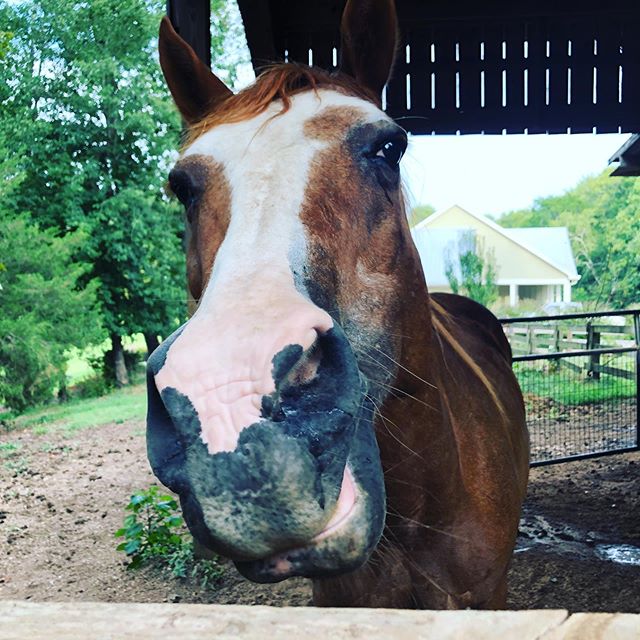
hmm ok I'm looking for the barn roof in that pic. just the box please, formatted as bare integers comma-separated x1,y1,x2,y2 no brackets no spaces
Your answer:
609,134,640,176
165,1,640,134
234,0,640,135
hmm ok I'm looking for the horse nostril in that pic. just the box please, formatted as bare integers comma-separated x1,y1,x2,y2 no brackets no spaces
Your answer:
282,340,323,389
260,394,286,422
260,336,325,424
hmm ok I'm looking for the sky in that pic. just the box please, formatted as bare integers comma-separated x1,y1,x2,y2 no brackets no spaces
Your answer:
401,133,630,219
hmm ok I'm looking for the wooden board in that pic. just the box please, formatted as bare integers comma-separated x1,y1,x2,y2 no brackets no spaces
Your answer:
1,601,639,640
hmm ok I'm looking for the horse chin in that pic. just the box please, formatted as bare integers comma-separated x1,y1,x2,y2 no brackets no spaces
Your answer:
233,472,383,583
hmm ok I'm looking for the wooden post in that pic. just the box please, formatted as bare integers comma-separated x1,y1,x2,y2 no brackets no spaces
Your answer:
549,324,561,372
586,321,601,380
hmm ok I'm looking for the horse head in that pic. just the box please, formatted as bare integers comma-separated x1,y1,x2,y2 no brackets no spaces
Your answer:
147,0,418,583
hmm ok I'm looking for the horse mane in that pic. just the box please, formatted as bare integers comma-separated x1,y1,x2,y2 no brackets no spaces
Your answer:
185,63,379,144
429,299,509,424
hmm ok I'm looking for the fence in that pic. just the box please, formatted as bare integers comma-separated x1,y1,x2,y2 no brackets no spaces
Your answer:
500,310,640,466
5,600,639,639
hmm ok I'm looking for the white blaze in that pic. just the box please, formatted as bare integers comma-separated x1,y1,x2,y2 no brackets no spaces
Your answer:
155,90,388,454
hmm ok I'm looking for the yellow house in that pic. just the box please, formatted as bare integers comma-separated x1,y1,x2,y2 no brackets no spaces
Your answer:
411,205,580,307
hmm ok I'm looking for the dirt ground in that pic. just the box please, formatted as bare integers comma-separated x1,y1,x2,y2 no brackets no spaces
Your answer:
526,396,637,462
1,416,638,612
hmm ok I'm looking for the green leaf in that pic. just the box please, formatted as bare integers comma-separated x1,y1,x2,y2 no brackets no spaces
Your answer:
167,516,183,528
124,539,141,555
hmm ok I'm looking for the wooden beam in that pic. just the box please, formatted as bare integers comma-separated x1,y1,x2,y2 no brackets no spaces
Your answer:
3,601,640,639
166,0,211,67
610,134,640,176
0,601,567,639
237,0,277,71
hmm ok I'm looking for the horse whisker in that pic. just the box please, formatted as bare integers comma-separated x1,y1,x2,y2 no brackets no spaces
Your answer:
379,530,451,598
370,345,438,390
365,393,426,461
367,379,438,412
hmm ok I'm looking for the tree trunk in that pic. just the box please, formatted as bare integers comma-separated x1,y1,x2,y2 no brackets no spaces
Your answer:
111,334,129,388
144,332,160,356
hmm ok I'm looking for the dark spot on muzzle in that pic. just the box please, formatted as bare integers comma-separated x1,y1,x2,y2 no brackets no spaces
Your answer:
146,323,368,561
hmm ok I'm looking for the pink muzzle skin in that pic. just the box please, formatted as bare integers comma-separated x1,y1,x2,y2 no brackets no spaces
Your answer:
153,280,334,455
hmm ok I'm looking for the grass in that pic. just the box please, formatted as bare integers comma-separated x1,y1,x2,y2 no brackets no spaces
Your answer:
3,456,30,475
6,384,146,434
0,441,22,457
514,365,636,405
0,335,149,435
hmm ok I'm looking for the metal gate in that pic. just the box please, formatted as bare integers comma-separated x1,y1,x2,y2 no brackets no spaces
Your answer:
500,310,640,466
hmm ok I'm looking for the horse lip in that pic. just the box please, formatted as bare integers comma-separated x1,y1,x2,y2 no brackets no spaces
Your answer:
235,467,361,583
311,466,358,542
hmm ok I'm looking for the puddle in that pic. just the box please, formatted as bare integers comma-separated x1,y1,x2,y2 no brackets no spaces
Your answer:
516,512,640,566
595,544,640,567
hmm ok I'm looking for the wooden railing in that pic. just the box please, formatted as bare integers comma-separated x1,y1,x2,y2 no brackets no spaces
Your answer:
1,601,638,639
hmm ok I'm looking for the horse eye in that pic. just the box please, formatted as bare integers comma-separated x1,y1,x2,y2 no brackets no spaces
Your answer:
375,139,406,168
168,168,198,211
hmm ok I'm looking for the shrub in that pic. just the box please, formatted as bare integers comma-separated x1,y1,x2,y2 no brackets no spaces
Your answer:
115,486,224,587
0,214,104,411
72,374,113,400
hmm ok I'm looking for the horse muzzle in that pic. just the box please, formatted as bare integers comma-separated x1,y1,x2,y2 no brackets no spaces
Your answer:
145,320,386,579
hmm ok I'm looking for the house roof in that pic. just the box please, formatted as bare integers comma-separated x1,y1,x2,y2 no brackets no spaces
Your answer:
503,227,579,279
415,205,580,282
410,228,474,287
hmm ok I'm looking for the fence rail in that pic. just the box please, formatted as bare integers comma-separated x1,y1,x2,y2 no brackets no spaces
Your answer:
500,310,640,466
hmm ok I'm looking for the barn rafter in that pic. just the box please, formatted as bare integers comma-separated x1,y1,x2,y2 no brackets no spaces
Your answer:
167,0,640,137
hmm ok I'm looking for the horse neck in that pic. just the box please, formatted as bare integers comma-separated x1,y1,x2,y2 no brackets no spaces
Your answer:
375,246,464,520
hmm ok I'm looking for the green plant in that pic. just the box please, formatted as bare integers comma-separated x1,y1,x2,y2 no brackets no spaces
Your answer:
72,374,113,400
0,441,21,458
3,455,30,475
445,232,498,307
514,364,636,405
115,486,224,586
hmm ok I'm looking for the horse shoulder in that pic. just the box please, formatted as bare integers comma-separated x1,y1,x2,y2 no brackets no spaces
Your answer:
430,292,512,363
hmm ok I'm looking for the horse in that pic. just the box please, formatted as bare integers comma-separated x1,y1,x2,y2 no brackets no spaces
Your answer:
146,0,529,609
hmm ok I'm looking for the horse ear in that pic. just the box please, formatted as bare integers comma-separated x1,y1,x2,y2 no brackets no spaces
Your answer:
339,0,398,98
159,16,233,125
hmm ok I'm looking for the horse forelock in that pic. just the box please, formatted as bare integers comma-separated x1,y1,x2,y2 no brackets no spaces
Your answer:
183,63,379,147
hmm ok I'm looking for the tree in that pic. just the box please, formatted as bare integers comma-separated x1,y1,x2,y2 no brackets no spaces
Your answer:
0,114,102,409
445,232,498,307
211,0,251,88
0,211,103,411
408,204,435,227
0,0,188,385
498,169,640,309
